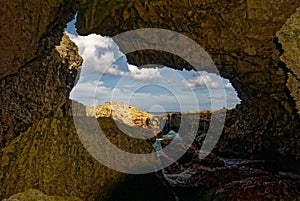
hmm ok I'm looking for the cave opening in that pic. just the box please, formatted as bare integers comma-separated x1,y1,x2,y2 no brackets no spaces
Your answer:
2,1,300,200
65,16,243,178
65,15,240,114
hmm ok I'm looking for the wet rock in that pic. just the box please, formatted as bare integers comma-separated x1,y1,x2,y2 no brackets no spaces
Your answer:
164,162,183,174
213,176,300,201
192,153,225,167
237,159,265,169
188,166,271,189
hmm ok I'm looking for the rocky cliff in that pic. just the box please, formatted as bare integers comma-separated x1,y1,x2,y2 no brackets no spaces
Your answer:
86,102,153,128
0,0,78,80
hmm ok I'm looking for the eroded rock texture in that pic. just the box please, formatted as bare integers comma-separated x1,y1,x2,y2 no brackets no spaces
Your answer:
277,7,300,115
0,0,78,80
0,115,156,200
76,0,300,166
0,33,82,149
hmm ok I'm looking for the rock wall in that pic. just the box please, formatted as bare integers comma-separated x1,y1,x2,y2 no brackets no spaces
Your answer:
0,33,82,149
0,0,78,80
1,0,299,164
277,7,300,115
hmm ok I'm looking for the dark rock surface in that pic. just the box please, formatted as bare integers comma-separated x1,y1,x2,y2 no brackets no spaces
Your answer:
214,176,300,201
0,32,82,149
0,0,78,80
162,154,300,201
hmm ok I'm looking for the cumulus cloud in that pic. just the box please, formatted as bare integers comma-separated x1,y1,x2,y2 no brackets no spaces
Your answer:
224,82,233,89
183,72,224,90
69,33,127,76
182,72,238,92
70,80,111,106
128,64,161,82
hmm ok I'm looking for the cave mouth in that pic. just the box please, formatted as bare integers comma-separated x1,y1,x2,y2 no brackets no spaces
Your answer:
65,16,240,113
65,16,241,173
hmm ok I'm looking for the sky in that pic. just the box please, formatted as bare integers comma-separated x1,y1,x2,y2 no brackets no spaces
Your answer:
65,15,240,112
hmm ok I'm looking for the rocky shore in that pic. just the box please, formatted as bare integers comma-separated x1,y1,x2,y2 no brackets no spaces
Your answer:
151,110,300,201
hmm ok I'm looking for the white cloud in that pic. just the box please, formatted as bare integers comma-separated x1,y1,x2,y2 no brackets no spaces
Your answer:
182,72,239,93
69,33,127,76
128,64,161,82
183,72,224,90
224,82,233,89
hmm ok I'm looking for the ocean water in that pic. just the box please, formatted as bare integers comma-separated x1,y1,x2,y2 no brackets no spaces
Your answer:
148,111,180,115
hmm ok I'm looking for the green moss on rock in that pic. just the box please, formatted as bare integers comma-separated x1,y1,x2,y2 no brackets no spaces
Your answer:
3,189,83,201
0,115,155,200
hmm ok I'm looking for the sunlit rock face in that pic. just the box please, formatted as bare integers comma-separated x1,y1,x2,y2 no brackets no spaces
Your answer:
86,102,153,128
75,0,300,166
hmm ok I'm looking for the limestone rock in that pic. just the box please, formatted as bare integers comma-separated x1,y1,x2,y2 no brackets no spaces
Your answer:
86,102,153,128
163,156,300,201
1,1,300,199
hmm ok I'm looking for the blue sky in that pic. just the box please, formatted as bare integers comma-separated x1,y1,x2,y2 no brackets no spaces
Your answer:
66,16,240,112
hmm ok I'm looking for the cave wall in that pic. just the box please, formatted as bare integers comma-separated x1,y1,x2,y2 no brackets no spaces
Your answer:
0,0,78,80
1,0,300,199
0,0,80,149
277,7,300,115
0,33,82,148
